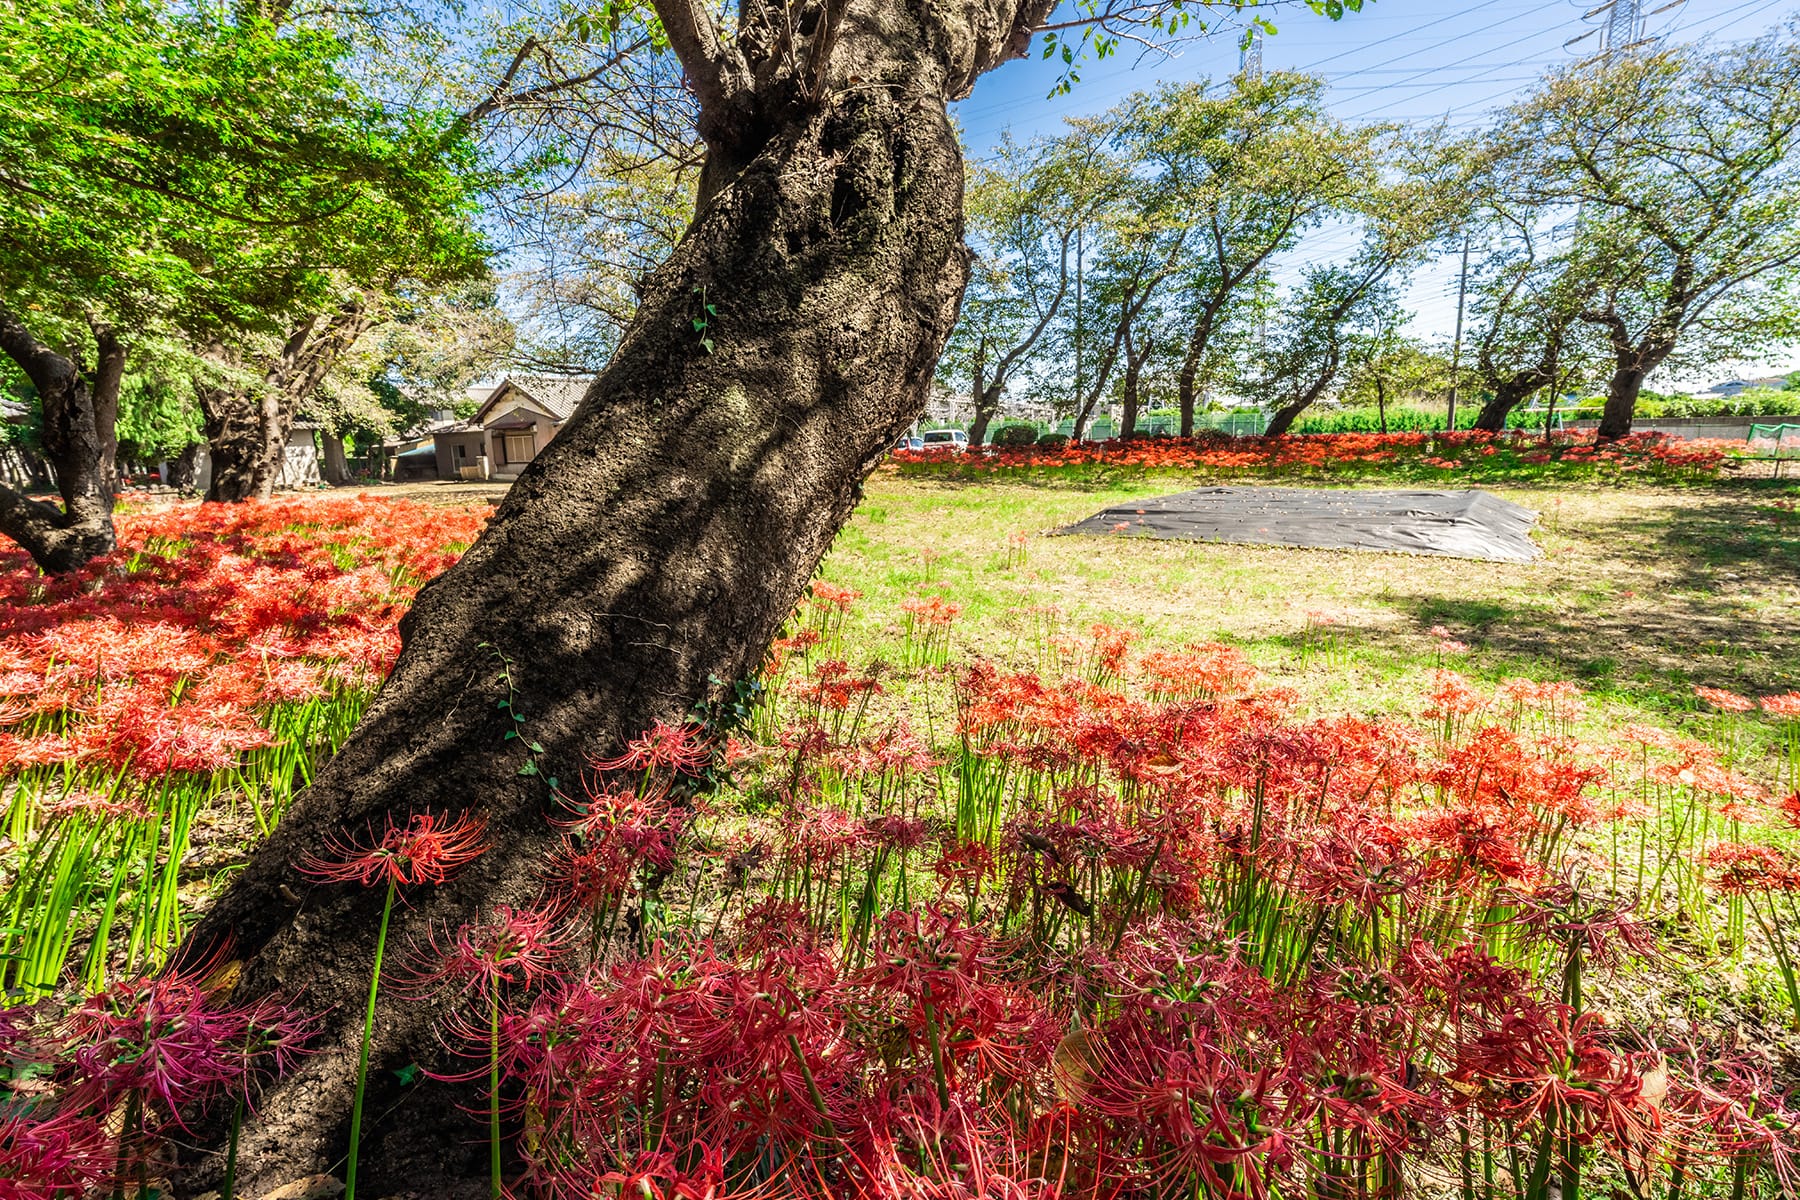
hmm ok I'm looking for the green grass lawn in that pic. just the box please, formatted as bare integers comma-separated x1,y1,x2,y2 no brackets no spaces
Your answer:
821,469,1800,766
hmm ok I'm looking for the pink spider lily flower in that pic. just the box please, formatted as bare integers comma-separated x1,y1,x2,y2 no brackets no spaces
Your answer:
591,719,714,775
299,811,490,888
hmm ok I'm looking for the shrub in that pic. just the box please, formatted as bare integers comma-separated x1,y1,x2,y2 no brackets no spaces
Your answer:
990,423,1038,447
1034,433,1069,451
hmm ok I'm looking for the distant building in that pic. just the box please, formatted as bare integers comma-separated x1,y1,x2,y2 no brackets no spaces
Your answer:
1698,374,1787,398
434,377,587,480
389,376,589,481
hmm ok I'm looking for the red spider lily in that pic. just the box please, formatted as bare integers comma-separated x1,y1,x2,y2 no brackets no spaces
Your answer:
1424,669,1487,724
1136,643,1256,702
1395,939,1530,1020
1293,818,1424,919
1763,691,1800,718
0,1110,111,1197
413,904,569,995
1709,842,1800,893
1695,685,1755,713
0,497,485,778
593,719,714,775
1085,622,1137,682
888,430,1736,479
901,594,963,626
809,579,862,611
1494,880,1655,969
61,972,313,1122
866,814,938,852
842,722,938,778
1452,1006,1648,1138
299,811,490,888
791,658,884,713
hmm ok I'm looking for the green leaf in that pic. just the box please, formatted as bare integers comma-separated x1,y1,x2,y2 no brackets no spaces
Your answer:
518,760,540,777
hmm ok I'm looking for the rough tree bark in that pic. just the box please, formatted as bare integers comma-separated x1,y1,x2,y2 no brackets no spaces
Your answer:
1581,265,1688,442
169,0,1052,1191
199,301,372,501
1120,323,1152,438
320,430,352,484
1263,350,1340,438
0,305,126,572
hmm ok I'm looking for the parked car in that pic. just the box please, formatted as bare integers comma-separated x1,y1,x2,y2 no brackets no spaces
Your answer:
890,435,923,453
920,429,968,453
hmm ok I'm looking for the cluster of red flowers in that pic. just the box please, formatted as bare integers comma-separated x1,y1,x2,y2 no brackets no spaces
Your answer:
4,512,1796,1196
397,618,1794,1197
890,430,1738,478
0,971,311,1192
0,496,486,777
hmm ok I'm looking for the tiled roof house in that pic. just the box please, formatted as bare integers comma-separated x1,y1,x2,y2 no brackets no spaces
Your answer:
432,376,590,480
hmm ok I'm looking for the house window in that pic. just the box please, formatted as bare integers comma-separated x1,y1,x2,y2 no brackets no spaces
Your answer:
503,432,535,464
454,443,467,461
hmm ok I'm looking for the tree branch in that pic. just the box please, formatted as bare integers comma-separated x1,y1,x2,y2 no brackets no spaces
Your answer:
650,0,748,119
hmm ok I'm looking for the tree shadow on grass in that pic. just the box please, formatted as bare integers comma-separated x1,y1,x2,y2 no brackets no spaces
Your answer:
1255,493,1798,710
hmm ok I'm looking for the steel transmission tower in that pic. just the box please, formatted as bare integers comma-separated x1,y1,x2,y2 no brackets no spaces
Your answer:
1239,29,1264,81
1566,0,1684,60
1603,0,1644,51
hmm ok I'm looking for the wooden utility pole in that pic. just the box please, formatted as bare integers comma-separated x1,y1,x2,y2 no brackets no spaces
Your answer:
1447,235,1470,432
1074,224,1084,433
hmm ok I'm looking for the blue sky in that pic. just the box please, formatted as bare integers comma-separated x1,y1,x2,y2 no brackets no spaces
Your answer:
949,0,1799,383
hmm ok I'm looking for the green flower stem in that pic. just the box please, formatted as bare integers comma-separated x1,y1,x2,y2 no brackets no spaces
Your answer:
347,876,397,1200
921,982,950,1111
222,1097,244,1200
490,988,502,1198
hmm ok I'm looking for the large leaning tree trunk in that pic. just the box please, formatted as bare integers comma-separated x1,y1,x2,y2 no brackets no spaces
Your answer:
198,300,372,501
1262,360,1336,437
168,0,1050,1192
1174,292,1224,437
1580,268,1688,442
0,305,125,573
1470,367,1547,433
1582,301,1677,441
1470,339,1560,433
1120,322,1153,437
967,279,1067,447
967,232,1074,448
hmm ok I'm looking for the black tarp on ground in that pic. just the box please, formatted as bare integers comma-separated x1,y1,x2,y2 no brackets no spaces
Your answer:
1059,486,1541,563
